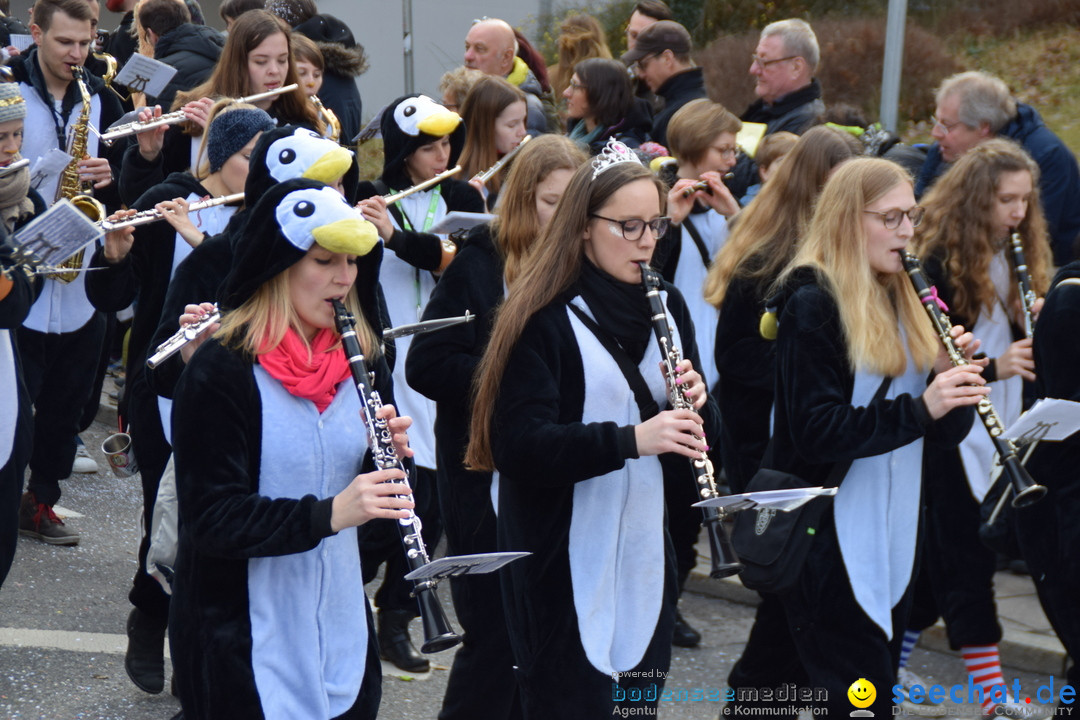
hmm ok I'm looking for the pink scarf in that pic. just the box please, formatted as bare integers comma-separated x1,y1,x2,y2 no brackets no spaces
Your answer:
258,327,351,413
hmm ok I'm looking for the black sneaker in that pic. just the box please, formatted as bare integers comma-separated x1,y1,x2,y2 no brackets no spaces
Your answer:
672,609,701,648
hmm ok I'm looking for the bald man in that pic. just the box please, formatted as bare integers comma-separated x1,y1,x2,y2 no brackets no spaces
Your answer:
463,18,550,134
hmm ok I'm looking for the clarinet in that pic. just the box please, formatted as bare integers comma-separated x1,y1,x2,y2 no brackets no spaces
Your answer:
1008,231,1037,338
900,251,1046,508
331,300,461,653
639,263,743,578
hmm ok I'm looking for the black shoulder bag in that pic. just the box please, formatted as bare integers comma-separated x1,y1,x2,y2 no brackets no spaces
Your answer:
731,376,891,594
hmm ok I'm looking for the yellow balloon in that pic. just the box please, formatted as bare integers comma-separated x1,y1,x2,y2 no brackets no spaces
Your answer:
847,678,877,709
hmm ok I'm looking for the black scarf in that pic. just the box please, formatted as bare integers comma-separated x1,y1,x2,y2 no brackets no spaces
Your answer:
577,259,652,364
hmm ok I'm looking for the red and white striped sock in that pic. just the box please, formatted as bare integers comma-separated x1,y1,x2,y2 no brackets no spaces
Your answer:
963,645,1010,714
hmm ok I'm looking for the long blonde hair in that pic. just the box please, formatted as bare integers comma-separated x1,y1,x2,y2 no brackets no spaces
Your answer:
777,158,939,376
704,126,861,308
216,271,378,359
913,138,1051,324
466,160,665,470
490,135,587,286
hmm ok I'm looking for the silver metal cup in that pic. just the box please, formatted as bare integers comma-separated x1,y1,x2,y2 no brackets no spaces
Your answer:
101,432,139,477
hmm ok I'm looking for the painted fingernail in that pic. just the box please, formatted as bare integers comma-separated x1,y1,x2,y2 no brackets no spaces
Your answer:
675,377,683,384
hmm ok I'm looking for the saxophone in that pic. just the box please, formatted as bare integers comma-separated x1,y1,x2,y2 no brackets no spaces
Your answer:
50,65,106,283
312,95,341,143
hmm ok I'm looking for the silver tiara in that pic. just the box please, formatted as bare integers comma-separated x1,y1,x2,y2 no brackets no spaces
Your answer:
591,138,644,180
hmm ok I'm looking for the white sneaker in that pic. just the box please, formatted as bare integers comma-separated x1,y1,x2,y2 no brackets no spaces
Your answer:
897,667,947,716
72,443,100,474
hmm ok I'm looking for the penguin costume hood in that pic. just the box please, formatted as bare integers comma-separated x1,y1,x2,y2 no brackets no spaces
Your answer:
247,125,360,204
379,94,465,191
223,178,382,332
213,125,363,251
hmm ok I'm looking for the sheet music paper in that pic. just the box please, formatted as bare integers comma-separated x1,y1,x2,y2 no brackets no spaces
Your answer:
29,149,73,191
694,486,838,513
12,199,104,267
1002,398,1080,443
114,54,178,99
428,211,495,235
9,34,33,51
403,551,530,582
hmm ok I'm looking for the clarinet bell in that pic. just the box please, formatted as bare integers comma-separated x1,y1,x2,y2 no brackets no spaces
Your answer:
1002,455,1047,508
416,584,463,653
705,516,744,579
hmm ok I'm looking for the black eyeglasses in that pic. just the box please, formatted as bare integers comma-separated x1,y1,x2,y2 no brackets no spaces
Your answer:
864,206,925,229
590,214,670,241
751,54,798,69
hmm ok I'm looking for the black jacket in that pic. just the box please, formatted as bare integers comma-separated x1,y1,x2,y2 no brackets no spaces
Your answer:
294,14,367,143
149,23,224,112
86,172,210,387
405,225,502,550
741,78,825,136
651,67,707,148
916,103,1080,266
770,269,972,488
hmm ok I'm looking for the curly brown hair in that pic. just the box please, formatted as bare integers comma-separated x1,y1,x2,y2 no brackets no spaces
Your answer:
913,138,1051,325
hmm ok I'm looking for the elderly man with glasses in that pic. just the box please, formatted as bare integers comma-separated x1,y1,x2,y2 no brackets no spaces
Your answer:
741,18,824,136
916,70,1080,265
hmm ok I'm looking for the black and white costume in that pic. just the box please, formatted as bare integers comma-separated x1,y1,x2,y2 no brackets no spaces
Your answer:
355,94,482,619
12,49,123,508
1017,261,1080,690
86,170,241,621
909,250,1022,650
768,270,972,718
169,179,383,718
144,126,358,401
490,270,719,717
1,240,37,585
405,225,520,719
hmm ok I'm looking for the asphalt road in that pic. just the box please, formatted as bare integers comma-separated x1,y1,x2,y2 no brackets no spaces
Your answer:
0,416,1062,720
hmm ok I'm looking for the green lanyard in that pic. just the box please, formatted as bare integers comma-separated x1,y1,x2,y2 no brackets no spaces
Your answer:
391,185,443,320
394,185,442,233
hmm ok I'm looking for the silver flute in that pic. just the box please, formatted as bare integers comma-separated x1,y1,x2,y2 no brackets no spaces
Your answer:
146,304,220,369
473,135,530,184
0,158,30,179
100,84,299,145
99,193,245,231
383,312,473,340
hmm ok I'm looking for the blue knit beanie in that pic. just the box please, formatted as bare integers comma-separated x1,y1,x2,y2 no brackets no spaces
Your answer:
207,108,276,173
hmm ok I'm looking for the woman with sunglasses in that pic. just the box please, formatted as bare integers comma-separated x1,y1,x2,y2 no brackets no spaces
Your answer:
903,139,1052,717
765,158,984,718
465,140,719,718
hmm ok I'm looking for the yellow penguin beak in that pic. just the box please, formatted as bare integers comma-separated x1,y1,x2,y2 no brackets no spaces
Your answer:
417,110,461,138
312,218,379,256
303,147,354,184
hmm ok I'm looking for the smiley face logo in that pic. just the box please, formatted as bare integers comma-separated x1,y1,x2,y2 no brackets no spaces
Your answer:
848,678,876,709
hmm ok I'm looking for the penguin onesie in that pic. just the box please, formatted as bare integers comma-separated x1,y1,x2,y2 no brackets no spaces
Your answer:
355,94,483,627
489,261,721,717
168,178,386,719
144,125,360,401
85,107,277,625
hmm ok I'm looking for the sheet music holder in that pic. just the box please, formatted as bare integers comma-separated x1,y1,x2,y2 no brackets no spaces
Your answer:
11,199,104,269
428,211,495,236
693,486,838,514
403,551,530,582
1001,398,1080,444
